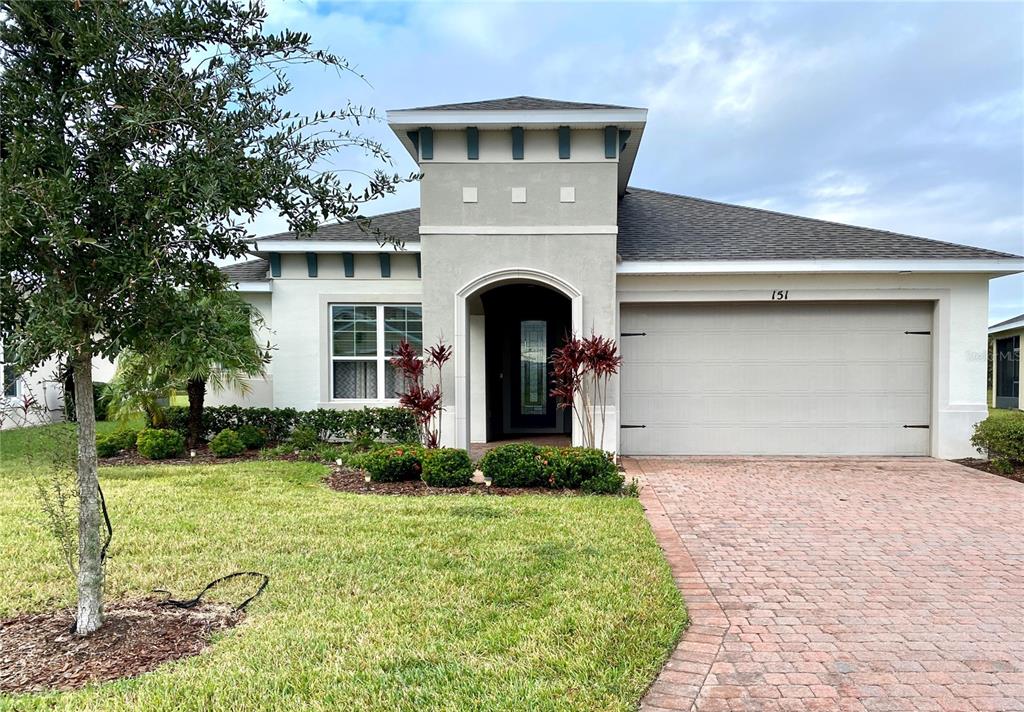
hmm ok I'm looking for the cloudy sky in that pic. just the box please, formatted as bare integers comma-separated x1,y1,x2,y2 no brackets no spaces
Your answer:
256,1,1023,322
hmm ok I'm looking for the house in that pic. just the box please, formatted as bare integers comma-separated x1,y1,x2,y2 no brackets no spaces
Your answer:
215,96,1024,458
989,313,1023,410
1,351,116,430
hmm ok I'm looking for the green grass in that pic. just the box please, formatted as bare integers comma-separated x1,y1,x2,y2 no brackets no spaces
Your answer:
0,424,685,711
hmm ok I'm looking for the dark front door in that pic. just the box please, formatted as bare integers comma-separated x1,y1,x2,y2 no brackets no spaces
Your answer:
482,285,571,440
995,335,1020,409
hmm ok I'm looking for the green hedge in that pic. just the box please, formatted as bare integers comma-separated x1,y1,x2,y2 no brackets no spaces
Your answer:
542,446,621,491
364,445,424,482
478,443,546,488
422,448,474,487
480,443,625,493
971,412,1024,473
136,428,185,460
96,428,139,457
163,405,418,445
209,429,246,458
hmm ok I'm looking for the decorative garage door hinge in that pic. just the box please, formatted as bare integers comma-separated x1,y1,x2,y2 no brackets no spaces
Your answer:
620,332,647,337
902,424,930,429
904,331,931,335
621,424,647,429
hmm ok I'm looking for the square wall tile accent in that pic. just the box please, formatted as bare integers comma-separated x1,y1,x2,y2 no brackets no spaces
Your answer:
462,186,478,203
560,186,576,203
511,186,527,203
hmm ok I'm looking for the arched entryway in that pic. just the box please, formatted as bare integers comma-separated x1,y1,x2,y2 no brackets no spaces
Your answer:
454,269,583,449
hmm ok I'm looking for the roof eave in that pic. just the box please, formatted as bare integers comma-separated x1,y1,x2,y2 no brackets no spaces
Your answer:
616,258,1024,276
989,316,1024,335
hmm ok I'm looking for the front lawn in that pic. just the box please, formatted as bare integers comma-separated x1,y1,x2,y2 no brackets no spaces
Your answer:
0,424,685,711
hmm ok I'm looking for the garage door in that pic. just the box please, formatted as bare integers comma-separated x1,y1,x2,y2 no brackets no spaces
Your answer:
619,302,932,456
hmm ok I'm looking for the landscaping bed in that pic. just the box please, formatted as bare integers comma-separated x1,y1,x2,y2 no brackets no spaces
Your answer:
952,458,1024,482
0,599,241,694
323,465,571,497
99,445,266,467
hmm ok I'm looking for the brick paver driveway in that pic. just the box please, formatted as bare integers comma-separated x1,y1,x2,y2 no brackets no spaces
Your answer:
626,457,1024,712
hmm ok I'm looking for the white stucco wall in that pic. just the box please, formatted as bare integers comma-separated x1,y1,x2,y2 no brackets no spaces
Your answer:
211,254,424,412
616,271,994,459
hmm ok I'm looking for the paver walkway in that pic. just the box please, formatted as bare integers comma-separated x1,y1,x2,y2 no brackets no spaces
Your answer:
626,457,1024,712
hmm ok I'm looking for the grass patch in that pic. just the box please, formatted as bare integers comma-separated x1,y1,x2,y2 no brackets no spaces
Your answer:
0,424,685,711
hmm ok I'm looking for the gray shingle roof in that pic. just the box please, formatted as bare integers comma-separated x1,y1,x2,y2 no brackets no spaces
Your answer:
398,96,639,112
616,187,1020,261
222,258,269,282
990,312,1024,329
234,188,1018,280
253,207,422,245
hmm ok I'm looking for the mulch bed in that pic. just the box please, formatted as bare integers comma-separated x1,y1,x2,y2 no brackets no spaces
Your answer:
0,598,242,694
952,458,1024,483
99,446,269,467
323,465,573,496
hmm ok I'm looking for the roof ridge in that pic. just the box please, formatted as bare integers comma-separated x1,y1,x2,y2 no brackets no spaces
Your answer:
625,186,1021,259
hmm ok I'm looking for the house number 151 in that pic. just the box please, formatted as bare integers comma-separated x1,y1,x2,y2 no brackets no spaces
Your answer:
771,290,789,300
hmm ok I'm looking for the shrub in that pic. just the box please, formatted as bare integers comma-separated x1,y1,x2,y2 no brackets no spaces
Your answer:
136,428,185,460
235,424,266,450
478,443,545,487
287,425,320,451
422,448,474,487
543,447,619,490
364,445,424,482
96,428,138,457
579,467,625,495
971,413,1024,473
209,429,246,458
162,405,416,445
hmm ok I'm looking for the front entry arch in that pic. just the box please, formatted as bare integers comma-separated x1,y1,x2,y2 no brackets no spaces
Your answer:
454,268,583,449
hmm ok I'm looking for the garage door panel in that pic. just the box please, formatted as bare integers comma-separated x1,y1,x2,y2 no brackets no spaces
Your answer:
620,302,933,456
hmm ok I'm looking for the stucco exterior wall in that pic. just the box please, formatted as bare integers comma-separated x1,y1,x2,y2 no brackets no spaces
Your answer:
210,262,425,412
616,271,993,458
206,291,275,408
421,232,619,449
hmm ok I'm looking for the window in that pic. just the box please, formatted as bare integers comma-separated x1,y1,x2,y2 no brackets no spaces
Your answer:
2,364,18,397
2,354,18,398
331,304,422,400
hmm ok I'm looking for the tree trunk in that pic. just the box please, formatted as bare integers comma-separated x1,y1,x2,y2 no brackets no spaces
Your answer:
73,349,104,634
186,377,206,449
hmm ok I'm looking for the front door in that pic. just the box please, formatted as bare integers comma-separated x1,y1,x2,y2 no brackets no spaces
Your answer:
481,284,570,440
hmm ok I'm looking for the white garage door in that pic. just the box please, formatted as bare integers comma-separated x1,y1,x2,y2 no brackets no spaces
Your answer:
619,302,932,456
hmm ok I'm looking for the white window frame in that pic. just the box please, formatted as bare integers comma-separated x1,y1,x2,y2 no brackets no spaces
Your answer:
329,303,422,402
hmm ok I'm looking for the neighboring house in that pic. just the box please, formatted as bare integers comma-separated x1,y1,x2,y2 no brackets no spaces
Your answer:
1,349,116,430
989,313,1023,410
215,96,1024,458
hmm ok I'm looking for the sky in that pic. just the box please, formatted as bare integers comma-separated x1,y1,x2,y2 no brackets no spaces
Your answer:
254,0,1024,323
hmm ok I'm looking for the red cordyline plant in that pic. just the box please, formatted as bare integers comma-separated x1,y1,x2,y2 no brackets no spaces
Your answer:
550,332,622,450
390,339,453,448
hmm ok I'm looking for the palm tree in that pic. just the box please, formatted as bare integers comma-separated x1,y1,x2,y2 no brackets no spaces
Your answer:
107,291,271,447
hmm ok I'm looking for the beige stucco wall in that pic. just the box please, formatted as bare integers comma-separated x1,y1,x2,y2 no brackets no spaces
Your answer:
617,271,994,459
